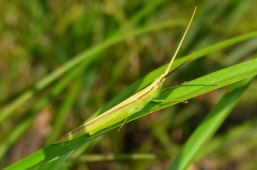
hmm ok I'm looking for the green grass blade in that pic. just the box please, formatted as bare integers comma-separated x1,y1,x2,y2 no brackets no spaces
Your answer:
167,78,254,170
45,78,82,145
36,151,74,170
92,31,257,121
0,62,85,159
5,57,257,170
198,114,257,161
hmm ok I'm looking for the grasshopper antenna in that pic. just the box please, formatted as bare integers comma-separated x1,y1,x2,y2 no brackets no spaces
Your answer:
164,59,192,79
164,7,197,76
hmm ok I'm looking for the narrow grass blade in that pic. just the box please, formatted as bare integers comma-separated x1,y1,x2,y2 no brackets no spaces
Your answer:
168,78,254,170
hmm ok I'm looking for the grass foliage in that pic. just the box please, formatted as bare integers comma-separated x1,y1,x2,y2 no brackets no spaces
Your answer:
1,0,257,170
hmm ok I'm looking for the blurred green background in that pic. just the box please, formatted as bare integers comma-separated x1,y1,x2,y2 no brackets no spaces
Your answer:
1,0,257,169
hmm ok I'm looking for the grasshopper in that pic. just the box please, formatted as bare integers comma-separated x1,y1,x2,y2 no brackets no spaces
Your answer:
56,7,197,143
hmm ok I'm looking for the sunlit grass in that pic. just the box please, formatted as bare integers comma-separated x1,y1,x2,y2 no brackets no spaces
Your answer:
1,1,257,170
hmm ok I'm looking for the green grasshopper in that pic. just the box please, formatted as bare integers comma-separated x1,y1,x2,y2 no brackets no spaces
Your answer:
56,7,197,143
